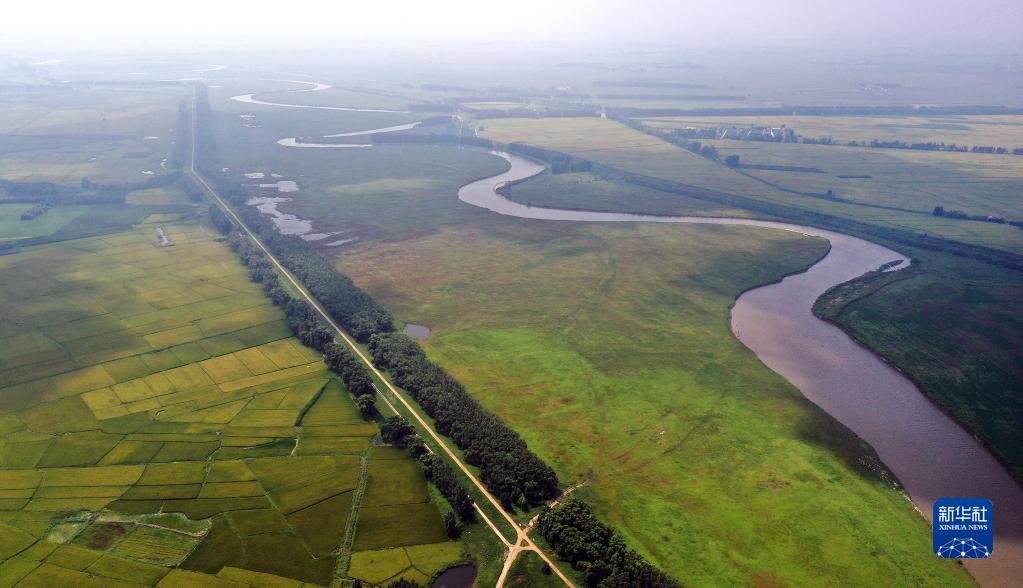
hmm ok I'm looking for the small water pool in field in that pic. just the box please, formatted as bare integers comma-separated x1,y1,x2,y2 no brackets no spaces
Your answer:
431,564,476,588
403,323,431,340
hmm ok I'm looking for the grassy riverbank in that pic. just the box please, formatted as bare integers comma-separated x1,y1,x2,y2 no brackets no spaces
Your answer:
815,247,1023,479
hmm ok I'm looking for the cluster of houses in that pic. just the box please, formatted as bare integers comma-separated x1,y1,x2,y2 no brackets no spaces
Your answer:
670,124,797,142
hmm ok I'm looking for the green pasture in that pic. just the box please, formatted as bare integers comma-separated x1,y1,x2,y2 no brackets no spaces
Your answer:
0,204,89,242
328,166,971,585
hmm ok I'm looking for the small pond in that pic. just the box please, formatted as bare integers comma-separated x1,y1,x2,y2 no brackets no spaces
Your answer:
403,323,431,340
431,564,477,588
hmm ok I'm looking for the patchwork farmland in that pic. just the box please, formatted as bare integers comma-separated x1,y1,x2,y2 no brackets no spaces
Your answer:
0,223,462,586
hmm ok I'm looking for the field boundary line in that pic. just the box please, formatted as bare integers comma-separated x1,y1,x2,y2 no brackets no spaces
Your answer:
335,453,369,579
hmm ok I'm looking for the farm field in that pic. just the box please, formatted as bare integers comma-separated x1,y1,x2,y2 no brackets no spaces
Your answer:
701,140,1023,219
0,86,187,184
308,150,971,585
0,204,91,242
480,117,1023,253
0,203,193,248
0,222,463,586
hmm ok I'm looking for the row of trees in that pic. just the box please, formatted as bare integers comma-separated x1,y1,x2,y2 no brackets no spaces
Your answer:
932,205,1022,228
218,194,394,340
0,172,182,204
324,342,377,417
536,499,680,588
227,229,381,420
19,201,52,220
209,204,233,234
179,176,204,202
228,233,331,349
834,138,1023,155
171,99,190,169
368,333,559,508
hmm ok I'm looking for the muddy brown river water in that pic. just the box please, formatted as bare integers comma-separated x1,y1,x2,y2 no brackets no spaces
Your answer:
457,152,1023,586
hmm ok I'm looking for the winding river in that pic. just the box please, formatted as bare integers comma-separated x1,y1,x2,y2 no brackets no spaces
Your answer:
242,79,1022,584
457,152,1023,586
231,79,405,113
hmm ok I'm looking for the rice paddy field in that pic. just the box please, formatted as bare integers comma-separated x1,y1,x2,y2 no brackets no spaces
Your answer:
479,117,1023,254
0,221,463,586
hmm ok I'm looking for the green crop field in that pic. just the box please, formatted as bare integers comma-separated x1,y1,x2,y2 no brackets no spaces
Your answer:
0,218,463,586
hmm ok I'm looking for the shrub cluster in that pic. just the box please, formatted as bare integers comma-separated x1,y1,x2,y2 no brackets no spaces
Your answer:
369,333,559,508
536,499,680,588
20,201,53,220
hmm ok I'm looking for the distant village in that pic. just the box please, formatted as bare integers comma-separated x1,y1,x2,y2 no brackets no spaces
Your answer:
667,123,1023,155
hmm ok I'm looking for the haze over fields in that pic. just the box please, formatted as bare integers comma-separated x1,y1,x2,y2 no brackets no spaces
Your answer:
6,0,1023,46
0,2,1021,588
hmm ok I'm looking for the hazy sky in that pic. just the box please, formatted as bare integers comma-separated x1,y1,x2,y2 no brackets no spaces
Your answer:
6,0,1023,49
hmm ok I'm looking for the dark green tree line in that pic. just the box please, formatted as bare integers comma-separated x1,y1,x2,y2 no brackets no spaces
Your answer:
369,334,559,508
536,499,679,588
